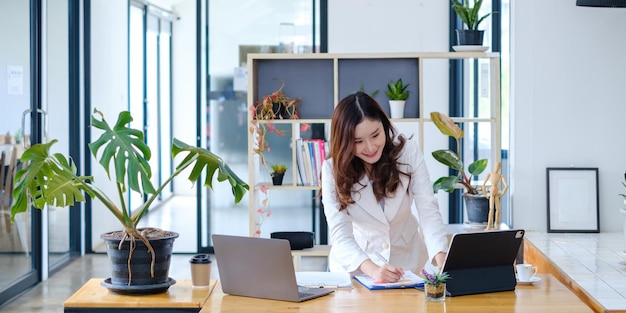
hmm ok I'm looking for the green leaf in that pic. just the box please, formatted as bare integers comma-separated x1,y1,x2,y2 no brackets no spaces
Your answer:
432,149,464,172
171,139,249,204
467,159,488,176
433,176,459,193
10,140,93,222
88,109,156,195
430,112,464,140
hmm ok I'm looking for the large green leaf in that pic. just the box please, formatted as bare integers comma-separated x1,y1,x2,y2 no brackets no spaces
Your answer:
10,140,93,222
171,138,249,203
433,176,459,193
467,159,488,176
88,109,156,195
432,149,464,172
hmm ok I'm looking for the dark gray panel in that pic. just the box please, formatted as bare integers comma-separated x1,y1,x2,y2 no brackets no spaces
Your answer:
256,59,334,119
338,58,420,118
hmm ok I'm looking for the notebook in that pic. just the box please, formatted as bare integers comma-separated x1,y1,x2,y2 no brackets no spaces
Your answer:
354,270,424,290
441,229,525,296
212,234,334,302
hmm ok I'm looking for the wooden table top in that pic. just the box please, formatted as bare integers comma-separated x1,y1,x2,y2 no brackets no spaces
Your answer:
201,274,593,313
64,278,216,309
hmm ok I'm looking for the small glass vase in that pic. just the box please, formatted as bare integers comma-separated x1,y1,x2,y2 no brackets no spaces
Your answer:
424,283,446,302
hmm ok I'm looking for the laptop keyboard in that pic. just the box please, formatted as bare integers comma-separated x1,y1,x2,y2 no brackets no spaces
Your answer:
299,292,315,298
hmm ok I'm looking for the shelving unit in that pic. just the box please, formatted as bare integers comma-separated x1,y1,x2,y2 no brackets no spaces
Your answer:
247,52,501,241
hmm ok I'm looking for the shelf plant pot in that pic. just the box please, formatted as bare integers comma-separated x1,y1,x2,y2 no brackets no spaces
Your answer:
272,173,285,185
455,29,484,46
463,193,489,224
388,100,406,119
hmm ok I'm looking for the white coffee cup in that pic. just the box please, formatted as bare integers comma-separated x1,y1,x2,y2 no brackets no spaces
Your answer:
516,263,538,282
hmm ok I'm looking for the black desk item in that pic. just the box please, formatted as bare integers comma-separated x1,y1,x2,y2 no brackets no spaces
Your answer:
443,229,525,296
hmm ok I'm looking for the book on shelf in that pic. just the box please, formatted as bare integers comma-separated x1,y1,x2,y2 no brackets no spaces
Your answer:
295,138,326,186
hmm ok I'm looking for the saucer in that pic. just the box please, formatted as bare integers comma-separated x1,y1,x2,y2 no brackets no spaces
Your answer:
516,276,541,285
452,45,489,52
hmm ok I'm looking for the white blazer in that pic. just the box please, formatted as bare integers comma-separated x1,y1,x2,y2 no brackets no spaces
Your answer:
321,138,448,274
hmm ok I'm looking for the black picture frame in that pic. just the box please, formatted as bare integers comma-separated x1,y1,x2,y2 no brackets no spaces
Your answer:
546,167,599,233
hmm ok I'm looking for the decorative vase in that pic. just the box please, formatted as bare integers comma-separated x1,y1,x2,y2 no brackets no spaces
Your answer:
455,29,484,46
389,100,406,119
425,283,446,302
272,172,285,185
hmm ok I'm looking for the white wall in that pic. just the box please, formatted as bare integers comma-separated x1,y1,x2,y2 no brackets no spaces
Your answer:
510,2,626,232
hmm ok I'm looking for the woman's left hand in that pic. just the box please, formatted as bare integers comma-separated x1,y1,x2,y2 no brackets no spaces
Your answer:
434,252,447,270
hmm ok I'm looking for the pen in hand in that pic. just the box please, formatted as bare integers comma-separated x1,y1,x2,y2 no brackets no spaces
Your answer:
374,251,405,281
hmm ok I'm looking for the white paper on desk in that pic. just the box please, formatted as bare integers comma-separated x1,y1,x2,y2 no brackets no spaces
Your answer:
353,270,424,289
295,271,353,288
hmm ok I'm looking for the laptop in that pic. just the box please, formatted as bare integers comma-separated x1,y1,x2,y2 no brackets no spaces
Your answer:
212,234,334,302
441,229,525,296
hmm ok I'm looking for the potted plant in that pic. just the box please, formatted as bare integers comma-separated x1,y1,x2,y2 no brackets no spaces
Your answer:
430,112,489,224
451,0,492,46
10,109,249,294
270,163,287,186
385,78,409,119
421,269,450,302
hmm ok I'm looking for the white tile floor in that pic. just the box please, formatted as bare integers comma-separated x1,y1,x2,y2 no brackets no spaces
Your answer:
524,231,626,312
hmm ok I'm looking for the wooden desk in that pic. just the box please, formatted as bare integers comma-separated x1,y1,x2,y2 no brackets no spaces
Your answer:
201,274,592,313
64,279,217,313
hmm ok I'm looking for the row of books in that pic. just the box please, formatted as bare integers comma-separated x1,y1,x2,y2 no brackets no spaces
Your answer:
295,138,327,186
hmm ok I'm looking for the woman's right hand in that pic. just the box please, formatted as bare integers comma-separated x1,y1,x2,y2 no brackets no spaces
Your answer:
360,259,405,283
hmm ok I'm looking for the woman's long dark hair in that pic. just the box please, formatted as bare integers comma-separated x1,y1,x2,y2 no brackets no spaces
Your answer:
329,91,408,211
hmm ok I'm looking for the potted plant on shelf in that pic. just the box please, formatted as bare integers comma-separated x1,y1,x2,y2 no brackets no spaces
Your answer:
10,109,249,295
270,163,287,186
250,79,301,170
451,0,492,47
385,78,410,119
430,111,489,224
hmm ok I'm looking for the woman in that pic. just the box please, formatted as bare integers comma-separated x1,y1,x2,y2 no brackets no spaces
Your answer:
322,91,448,283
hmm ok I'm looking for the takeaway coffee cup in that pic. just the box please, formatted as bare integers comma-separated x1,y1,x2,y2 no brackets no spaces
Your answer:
516,263,538,282
190,254,212,287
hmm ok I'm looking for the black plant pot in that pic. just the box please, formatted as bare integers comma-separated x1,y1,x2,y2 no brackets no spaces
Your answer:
455,29,485,46
100,229,179,295
463,193,490,224
272,172,285,185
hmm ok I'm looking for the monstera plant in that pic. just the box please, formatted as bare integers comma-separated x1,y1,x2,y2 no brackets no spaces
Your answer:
10,109,249,294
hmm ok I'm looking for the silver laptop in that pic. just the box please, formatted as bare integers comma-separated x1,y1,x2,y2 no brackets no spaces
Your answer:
212,234,334,302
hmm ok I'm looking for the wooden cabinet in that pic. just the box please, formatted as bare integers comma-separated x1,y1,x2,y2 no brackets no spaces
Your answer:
247,52,501,240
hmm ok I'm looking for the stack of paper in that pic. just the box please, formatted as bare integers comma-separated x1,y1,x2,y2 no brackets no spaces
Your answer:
354,270,424,290
295,271,353,289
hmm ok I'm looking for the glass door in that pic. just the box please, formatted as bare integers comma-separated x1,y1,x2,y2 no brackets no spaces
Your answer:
0,0,37,302
205,0,320,246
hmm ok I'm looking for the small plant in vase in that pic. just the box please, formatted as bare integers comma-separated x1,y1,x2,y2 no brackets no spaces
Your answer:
451,0,493,47
385,78,409,119
421,269,450,302
270,163,287,186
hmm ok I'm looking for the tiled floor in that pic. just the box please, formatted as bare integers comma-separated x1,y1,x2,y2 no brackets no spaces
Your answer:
524,231,626,312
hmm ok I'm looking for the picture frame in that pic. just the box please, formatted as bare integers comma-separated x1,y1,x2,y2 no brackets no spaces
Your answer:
546,167,599,233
